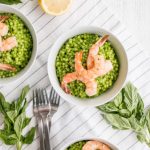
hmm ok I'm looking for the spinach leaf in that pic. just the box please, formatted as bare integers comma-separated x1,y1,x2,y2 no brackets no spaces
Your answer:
21,127,36,144
14,113,25,140
0,0,21,5
102,114,131,130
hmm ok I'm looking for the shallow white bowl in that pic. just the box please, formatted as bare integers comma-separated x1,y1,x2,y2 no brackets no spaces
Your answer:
47,26,128,107
0,4,37,85
60,137,119,150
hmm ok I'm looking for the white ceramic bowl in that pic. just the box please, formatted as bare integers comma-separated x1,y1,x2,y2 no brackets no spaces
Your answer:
48,26,128,107
60,137,119,150
0,4,37,85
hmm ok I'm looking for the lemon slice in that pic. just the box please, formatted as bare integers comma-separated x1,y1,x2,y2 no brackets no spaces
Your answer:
39,0,72,15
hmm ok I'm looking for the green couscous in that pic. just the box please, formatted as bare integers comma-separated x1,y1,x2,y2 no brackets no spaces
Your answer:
66,141,86,150
0,13,33,78
56,33,119,98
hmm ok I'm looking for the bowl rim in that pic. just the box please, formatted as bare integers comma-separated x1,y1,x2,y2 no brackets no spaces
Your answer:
59,137,120,150
47,26,128,107
0,4,37,85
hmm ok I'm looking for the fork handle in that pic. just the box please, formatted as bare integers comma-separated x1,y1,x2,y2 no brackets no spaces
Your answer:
43,117,51,150
37,118,45,150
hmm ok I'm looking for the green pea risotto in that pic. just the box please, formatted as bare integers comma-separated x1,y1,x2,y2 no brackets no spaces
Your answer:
66,141,86,150
56,33,119,98
0,13,33,78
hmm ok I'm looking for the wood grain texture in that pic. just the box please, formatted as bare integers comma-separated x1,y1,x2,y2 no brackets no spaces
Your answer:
103,0,150,55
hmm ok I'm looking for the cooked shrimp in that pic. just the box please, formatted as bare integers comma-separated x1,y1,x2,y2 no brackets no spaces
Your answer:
61,72,78,93
0,16,9,23
0,36,17,51
87,35,109,69
0,16,9,36
82,140,111,150
0,63,16,71
85,80,97,96
0,22,8,36
61,51,113,96
91,55,113,76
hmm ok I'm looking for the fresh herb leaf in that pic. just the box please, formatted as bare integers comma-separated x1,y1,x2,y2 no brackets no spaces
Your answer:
97,102,118,113
22,117,31,129
14,113,25,140
16,86,30,115
113,92,123,107
123,82,139,112
118,109,131,118
0,86,35,150
21,127,36,144
0,92,10,114
0,0,21,5
7,110,17,123
0,130,17,145
102,114,131,130
98,82,150,148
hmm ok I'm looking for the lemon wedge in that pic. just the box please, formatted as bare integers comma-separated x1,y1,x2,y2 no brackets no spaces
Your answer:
39,0,72,15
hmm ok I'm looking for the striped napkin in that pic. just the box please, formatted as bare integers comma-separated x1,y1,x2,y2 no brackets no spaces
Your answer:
0,0,150,150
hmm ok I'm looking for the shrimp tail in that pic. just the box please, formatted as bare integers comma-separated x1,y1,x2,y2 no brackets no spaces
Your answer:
75,51,85,73
0,16,9,23
61,72,78,93
0,63,16,71
87,35,109,69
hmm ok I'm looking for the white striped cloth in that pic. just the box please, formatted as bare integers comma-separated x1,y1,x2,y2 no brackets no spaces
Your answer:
0,0,150,149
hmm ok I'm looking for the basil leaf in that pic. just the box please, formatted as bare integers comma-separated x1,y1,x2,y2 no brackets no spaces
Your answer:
22,117,31,129
119,109,131,118
21,127,35,144
14,113,25,140
97,102,118,113
0,92,10,114
0,0,21,5
19,99,28,114
123,82,139,112
0,130,17,145
135,93,144,119
102,114,131,130
113,92,123,107
4,118,12,132
7,111,17,123
16,86,29,114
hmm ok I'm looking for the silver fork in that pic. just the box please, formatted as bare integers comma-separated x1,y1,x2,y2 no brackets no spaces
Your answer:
49,88,60,118
33,90,45,150
36,89,51,150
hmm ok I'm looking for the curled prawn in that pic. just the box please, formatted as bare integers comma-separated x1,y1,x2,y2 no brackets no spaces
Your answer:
82,140,111,150
61,51,113,96
0,36,17,51
0,63,16,71
61,72,78,94
0,16,9,36
87,35,109,69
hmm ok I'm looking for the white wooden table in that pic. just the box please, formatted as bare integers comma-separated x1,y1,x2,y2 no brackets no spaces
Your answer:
104,0,150,55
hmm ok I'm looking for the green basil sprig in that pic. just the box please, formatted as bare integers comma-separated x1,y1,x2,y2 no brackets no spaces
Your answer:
0,86,35,150
98,82,150,147
0,0,21,5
